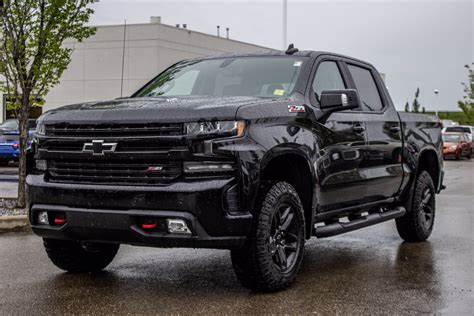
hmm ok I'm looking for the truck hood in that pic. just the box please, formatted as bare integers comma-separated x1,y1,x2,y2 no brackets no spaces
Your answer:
40,96,270,124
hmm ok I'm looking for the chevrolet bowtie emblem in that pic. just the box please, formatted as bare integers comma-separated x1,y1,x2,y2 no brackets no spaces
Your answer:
82,140,117,156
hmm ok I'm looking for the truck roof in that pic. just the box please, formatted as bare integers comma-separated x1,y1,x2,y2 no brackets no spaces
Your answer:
185,50,374,68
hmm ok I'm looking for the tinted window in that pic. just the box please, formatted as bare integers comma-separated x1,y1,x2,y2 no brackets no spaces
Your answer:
312,61,345,101
348,64,383,111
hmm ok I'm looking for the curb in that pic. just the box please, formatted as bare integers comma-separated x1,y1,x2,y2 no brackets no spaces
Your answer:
0,215,29,233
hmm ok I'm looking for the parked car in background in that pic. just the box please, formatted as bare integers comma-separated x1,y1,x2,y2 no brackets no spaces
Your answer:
0,119,37,134
0,119,37,166
442,132,472,160
443,125,474,154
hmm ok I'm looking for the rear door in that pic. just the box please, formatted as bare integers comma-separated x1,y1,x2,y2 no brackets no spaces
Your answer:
310,58,369,211
344,62,404,202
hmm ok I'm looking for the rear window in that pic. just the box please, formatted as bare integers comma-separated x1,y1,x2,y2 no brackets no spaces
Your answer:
347,64,383,111
445,127,471,134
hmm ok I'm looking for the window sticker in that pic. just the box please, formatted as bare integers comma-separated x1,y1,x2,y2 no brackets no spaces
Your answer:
273,89,285,96
293,61,302,67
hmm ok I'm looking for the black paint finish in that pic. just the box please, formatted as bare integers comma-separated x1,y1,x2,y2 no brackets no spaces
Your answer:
27,51,443,248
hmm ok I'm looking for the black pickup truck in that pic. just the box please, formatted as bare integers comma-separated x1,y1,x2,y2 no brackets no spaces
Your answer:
27,47,444,291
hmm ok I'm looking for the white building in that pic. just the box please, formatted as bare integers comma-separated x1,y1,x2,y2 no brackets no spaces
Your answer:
0,17,271,122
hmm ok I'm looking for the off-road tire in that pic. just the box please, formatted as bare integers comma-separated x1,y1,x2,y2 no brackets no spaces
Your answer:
396,171,435,242
44,239,119,272
231,181,306,292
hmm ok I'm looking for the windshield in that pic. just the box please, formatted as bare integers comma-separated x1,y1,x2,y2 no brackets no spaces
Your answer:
443,134,461,142
445,127,471,134
134,57,305,98
0,120,18,130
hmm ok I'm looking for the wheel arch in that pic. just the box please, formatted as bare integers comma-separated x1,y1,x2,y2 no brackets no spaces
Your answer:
416,148,441,190
260,147,316,239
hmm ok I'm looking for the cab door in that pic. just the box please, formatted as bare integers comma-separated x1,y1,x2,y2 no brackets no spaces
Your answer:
309,59,369,212
344,62,404,202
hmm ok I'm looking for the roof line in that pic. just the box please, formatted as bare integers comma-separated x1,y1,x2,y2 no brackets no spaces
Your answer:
85,22,275,51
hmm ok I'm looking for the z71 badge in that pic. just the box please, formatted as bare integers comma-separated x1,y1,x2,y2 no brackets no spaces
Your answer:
288,105,306,113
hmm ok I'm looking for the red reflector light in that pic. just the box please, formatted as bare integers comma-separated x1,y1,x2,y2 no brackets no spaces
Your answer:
141,223,158,229
12,143,20,149
54,218,66,224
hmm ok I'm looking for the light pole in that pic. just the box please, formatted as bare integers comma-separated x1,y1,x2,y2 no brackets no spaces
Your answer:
434,89,439,117
282,0,287,50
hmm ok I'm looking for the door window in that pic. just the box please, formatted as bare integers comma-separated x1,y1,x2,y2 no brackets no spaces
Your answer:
347,64,383,111
312,61,345,102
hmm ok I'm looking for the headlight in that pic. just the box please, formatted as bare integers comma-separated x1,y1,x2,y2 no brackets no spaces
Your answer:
449,145,458,150
185,121,246,137
35,121,45,135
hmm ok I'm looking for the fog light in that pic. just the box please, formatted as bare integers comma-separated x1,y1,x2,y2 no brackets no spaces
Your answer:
36,159,47,171
38,212,49,225
167,219,191,234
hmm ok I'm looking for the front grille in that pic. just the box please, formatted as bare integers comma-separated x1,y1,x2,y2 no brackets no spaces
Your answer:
47,160,182,185
45,123,183,137
39,122,233,186
41,140,184,153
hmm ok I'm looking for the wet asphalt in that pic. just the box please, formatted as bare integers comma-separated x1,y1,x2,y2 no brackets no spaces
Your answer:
0,160,472,314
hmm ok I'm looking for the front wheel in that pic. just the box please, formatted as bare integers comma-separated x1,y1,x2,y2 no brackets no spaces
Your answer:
396,170,435,242
44,239,119,273
231,181,306,292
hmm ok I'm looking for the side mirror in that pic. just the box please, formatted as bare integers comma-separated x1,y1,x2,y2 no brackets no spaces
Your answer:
320,89,361,112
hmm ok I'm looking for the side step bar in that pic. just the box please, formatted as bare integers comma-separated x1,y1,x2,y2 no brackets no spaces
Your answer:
313,206,406,238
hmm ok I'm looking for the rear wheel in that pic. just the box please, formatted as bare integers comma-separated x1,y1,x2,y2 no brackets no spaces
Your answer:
231,181,306,292
44,239,119,273
396,171,435,242
0,160,9,166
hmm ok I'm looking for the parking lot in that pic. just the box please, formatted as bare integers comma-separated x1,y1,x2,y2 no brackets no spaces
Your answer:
0,160,472,314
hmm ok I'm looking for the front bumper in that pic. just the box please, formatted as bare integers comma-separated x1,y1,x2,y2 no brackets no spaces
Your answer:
27,174,252,249
443,148,459,157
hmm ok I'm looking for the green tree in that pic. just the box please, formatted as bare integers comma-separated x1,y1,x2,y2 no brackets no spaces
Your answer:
458,63,474,124
404,100,410,112
0,0,96,207
412,87,421,113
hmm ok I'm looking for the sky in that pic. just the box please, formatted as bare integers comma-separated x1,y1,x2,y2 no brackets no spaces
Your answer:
89,0,473,111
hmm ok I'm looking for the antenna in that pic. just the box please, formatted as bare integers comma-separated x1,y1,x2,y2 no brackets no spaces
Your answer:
285,43,298,55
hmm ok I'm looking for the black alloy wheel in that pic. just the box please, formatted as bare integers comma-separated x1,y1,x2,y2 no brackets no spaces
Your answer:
269,204,302,273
